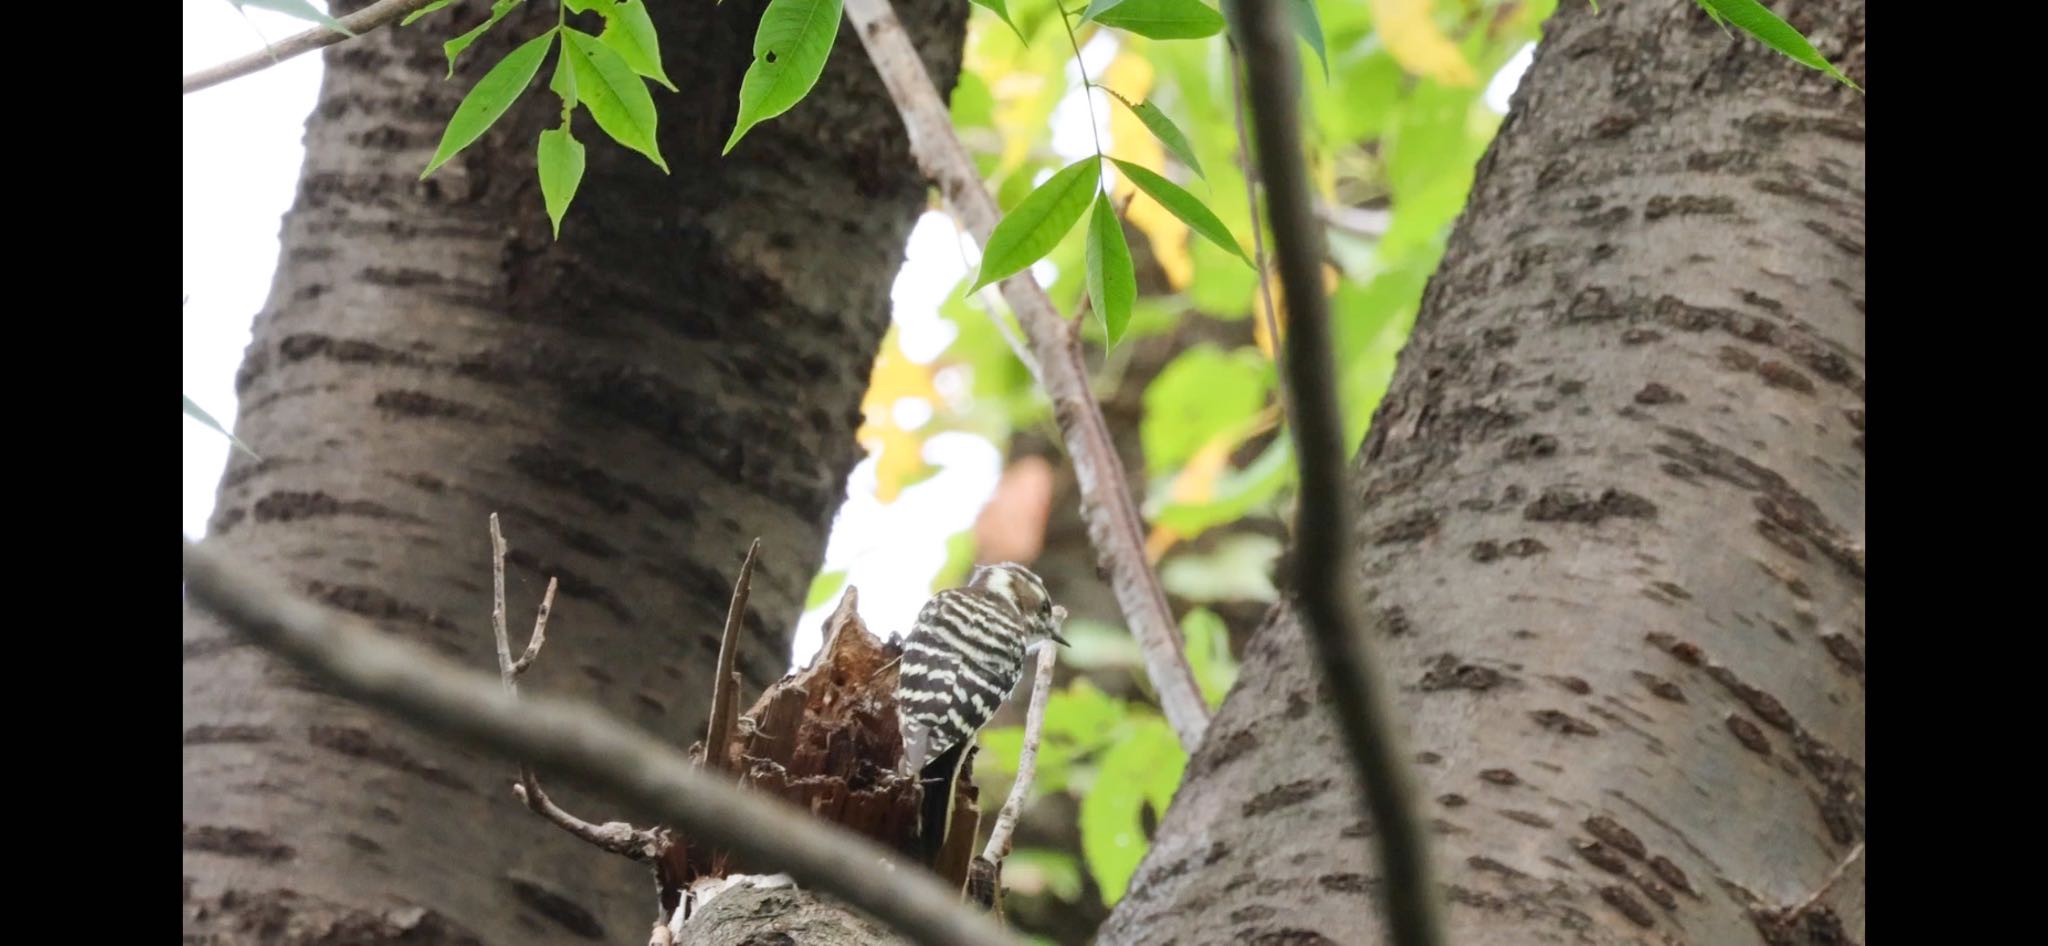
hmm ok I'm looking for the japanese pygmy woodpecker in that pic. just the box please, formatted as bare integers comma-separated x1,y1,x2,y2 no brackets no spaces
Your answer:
895,562,1067,857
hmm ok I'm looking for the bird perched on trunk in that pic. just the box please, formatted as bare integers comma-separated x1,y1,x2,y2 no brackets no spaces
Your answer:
896,562,1067,861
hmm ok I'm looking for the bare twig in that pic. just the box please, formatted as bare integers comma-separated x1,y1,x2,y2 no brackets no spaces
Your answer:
703,539,762,771
983,643,1058,863
1783,842,1864,921
1227,47,1284,364
843,0,1210,753
183,0,447,95
1228,4,1444,946
490,514,663,861
513,577,554,676
182,539,1029,946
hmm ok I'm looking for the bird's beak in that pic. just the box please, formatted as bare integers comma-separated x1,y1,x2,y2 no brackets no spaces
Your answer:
1050,605,1070,647
1051,629,1071,647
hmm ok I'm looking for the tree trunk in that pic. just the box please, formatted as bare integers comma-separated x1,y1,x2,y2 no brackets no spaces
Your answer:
1102,1,1864,944
676,882,907,946
182,1,965,942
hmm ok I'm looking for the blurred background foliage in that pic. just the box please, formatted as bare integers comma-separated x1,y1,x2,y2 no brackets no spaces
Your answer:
804,1,1556,940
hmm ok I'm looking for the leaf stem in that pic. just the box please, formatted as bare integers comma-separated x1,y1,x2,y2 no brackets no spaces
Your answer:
1058,7,1108,189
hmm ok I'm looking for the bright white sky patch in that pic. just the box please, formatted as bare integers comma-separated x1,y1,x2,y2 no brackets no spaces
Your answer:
183,0,324,539
1485,42,1537,114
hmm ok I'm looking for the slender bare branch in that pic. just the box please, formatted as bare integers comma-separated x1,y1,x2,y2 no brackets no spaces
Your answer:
842,0,1210,752
1783,842,1863,921
491,513,514,685
511,782,667,860
514,577,555,676
490,515,664,860
983,643,1058,863
1228,4,1444,946
704,539,761,771
182,539,1028,946
183,0,447,95
1227,48,1284,363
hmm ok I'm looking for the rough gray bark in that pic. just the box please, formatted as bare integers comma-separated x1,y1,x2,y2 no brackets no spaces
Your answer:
1102,1,1864,944
679,882,907,946
181,1,965,943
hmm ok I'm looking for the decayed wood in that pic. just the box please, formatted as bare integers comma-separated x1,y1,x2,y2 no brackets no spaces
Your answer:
673,588,980,892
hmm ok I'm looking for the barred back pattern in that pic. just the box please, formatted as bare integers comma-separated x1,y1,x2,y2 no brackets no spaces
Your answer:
897,581,1040,774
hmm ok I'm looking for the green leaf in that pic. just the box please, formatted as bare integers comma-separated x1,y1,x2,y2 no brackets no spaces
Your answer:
1085,194,1137,347
549,43,579,108
969,0,1025,39
805,569,849,610
931,529,980,591
1093,0,1224,40
1698,0,1858,88
443,0,523,78
951,70,995,131
400,0,457,26
1110,158,1251,266
1691,0,1732,34
971,157,1100,291
1287,0,1328,79
232,0,352,35
597,0,677,92
723,0,846,155
1005,849,1084,903
1140,344,1271,471
422,29,555,178
1104,90,1204,179
1040,680,1129,756
537,126,586,238
1080,716,1184,904
1150,434,1293,534
562,28,669,170
1055,618,1144,671
1161,534,1281,606
1077,0,1130,25
184,395,259,459
1178,607,1239,707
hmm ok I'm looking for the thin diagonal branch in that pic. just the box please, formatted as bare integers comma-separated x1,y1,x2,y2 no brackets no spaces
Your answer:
491,514,662,861
1227,47,1285,365
703,539,761,772
1229,3,1445,946
1783,842,1863,921
983,641,1058,863
182,539,1027,946
842,0,1210,753
183,0,445,95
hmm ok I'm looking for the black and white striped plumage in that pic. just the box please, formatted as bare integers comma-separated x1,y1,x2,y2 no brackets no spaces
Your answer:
896,562,1068,776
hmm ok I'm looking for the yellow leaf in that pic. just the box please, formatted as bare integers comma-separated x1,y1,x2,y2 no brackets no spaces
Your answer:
1252,262,1342,359
863,424,930,504
1369,0,1478,87
1144,437,1231,560
859,330,939,504
981,30,1070,179
1104,45,1193,291
1143,409,1274,560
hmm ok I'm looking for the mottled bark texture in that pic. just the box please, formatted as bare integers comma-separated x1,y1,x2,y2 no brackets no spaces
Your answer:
679,881,908,946
1102,2,1864,944
182,1,966,943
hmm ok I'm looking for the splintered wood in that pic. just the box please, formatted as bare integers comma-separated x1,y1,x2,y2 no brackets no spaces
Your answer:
666,587,982,896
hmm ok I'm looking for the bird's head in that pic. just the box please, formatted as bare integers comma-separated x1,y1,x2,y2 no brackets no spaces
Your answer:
969,562,1069,648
